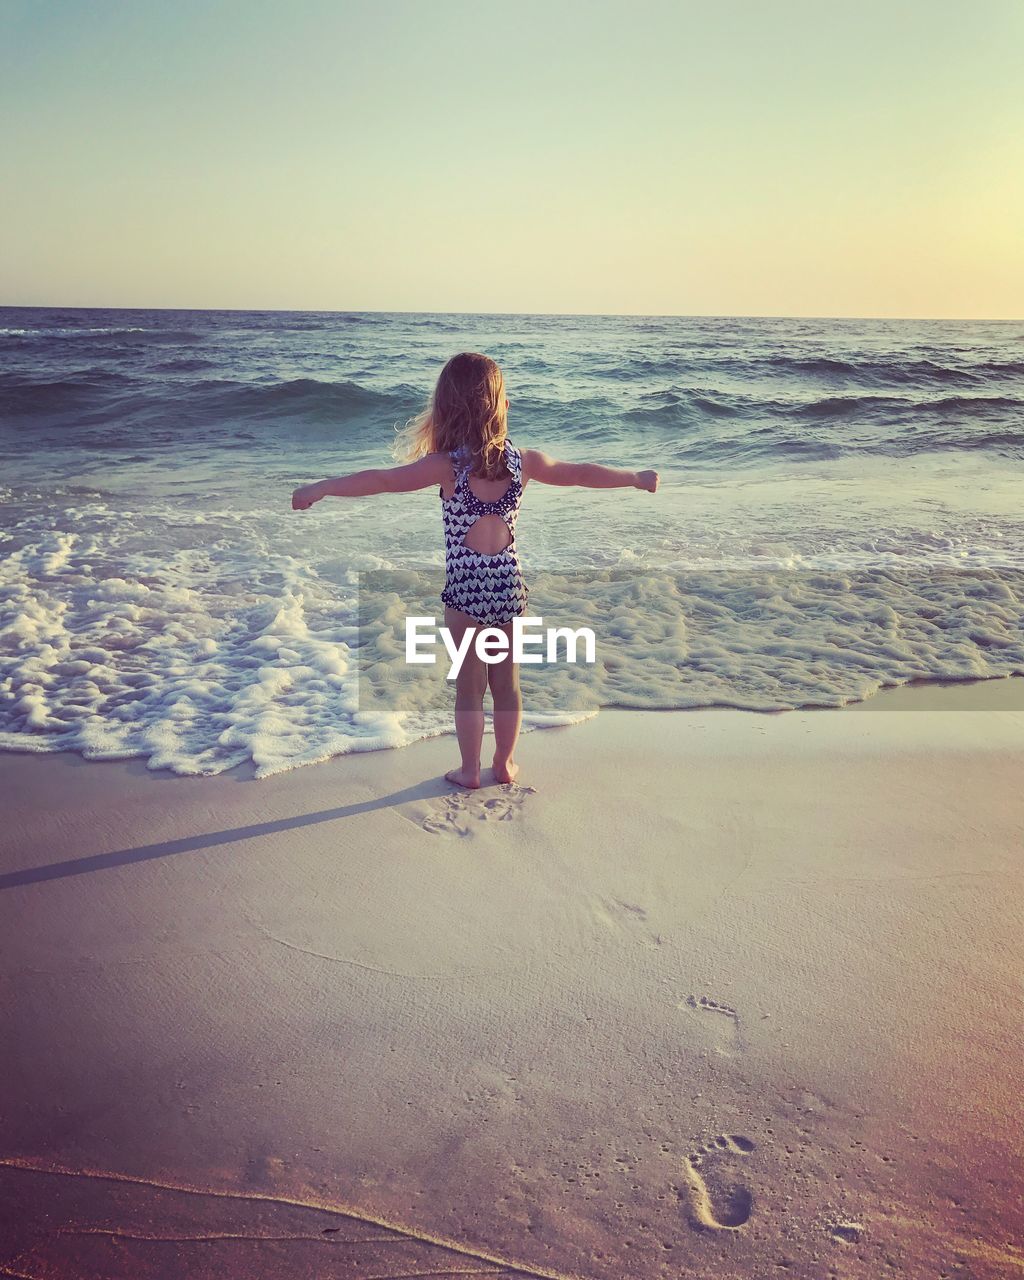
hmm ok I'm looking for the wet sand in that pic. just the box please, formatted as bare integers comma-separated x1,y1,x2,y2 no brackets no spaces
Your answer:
2,685,1023,1279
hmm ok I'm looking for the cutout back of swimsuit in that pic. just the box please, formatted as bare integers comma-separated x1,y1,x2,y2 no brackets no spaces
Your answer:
461,472,515,553
447,445,522,556
463,512,512,555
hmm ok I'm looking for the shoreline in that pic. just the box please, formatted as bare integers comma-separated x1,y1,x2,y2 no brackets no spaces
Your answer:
2,682,1022,1277
1,672,1023,787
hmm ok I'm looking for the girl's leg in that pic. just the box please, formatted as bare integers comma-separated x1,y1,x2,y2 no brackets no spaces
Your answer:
487,623,522,783
443,607,488,789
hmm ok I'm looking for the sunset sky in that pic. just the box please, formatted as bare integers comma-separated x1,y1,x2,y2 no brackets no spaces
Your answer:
3,0,1022,317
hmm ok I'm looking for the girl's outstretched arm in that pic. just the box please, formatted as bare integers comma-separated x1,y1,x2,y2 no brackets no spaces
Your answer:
522,450,659,493
292,453,450,509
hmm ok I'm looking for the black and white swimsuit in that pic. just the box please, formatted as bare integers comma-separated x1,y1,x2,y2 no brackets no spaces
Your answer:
439,440,529,627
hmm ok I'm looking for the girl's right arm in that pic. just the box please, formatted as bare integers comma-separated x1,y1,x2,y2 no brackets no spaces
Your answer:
292,453,450,509
522,450,659,493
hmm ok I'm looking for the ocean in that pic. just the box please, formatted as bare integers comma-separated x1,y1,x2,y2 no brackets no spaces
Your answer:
2,307,1022,776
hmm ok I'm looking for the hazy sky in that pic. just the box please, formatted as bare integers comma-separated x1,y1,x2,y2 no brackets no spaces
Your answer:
2,0,1022,317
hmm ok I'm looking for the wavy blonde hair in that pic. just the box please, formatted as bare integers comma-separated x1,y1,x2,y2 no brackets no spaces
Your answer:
393,352,509,480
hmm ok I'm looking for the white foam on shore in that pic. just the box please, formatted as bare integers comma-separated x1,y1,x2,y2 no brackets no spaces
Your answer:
0,513,408,777
2,486,1023,777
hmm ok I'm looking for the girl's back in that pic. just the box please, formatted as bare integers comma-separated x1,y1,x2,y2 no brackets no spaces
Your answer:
439,439,527,624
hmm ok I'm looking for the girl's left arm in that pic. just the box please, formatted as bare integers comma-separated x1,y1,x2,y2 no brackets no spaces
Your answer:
521,450,659,493
292,454,449,509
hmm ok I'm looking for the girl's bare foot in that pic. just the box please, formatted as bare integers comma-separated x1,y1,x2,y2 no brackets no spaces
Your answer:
492,756,519,784
445,767,480,789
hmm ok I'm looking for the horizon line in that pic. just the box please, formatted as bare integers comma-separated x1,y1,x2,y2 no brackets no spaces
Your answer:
1,302,1021,324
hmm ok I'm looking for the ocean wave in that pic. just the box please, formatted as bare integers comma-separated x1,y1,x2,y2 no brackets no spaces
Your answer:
624,388,1023,430
0,325,204,343
607,351,1023,389
0,372,424,425
927,394,1024,413
149,357,219,373
197,376,423,420
0,370,140,415
623,389,741,424
906,428,1024,454
789,394,908,418
0,325,149,338
760,355,992,386
677,431,843,465
779,392,1022,421
4,307,1024,553
667,415,1024,466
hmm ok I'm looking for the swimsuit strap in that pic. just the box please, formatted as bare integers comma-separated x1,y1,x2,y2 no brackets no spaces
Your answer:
451,441,521,496
504,439,523,485
450,446,472,492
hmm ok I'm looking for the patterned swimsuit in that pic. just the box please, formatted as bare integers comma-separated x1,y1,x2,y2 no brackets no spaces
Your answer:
439,440,529,627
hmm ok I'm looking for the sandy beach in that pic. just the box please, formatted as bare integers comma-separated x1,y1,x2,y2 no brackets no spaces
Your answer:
7,0,1024,1273
1,683,1022,1279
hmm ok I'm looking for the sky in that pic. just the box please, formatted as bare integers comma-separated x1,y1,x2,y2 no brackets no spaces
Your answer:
2,0,1022,318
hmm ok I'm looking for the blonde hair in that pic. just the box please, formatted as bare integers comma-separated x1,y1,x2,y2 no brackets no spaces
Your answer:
393,352,509,480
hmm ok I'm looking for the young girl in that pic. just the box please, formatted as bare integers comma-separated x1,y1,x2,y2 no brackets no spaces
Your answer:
292,352,658,789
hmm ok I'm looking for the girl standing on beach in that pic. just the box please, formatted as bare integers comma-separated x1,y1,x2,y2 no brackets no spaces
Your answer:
292,352,658,788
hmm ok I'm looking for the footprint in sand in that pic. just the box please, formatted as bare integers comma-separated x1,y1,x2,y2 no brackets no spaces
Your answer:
678,1134,756,1230
679,993,743,1057
826,1217,865,1244
421,792,473,837
420,783,536,837
587,895,663,947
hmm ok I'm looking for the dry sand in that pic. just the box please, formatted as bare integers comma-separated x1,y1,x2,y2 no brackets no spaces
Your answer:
1,682,1023,1279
